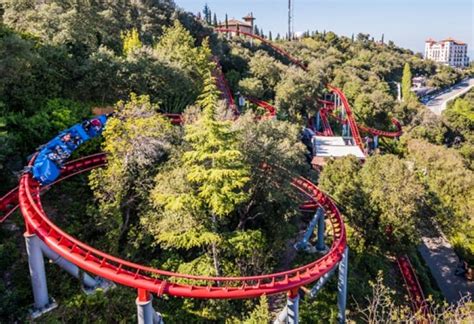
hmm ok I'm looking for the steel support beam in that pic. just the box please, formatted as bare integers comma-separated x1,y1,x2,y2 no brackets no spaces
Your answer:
337,247,349,323
25,232,50,309
273,306,287,324
39,240,98,289
316,112,321,132
136,289,163,324
287,289,299,324
309,266,337,297
316,208,327,252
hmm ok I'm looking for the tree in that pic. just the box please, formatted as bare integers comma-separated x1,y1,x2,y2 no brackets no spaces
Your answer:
268,31,272,41
357,271,474,323
203,3,211,24
319,155,426,251
213,13,217,27
225,13,228,29
254,24,259,36
148,73,250,276
402,63,415,102
121,28,142,56
89,94,175,252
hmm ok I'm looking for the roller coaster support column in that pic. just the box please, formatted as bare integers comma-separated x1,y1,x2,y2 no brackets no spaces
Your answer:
24,232,57,316
337,246,349,323
38,239,99,291
136,289,163,324
316,112,321,132
316,208,327,252
287,289,300,324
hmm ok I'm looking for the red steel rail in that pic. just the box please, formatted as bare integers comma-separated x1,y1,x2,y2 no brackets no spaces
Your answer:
10,152,347,299
397,255,429,316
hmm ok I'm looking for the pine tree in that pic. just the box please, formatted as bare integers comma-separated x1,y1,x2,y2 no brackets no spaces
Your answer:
203,4,210,24
181,73,250,275
268,31,272,41
402,63,415,102
254,24,259,36
213,13,217,26
276,33,281,41
225,13,228,29
207,9,212,25
381,33,385,44
121,28,142,56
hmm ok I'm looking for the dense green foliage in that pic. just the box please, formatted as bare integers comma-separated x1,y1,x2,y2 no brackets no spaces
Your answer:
0,1,472,323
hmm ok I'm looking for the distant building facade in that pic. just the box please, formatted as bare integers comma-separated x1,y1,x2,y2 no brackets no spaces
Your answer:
425,38,470,68
217,13,255,35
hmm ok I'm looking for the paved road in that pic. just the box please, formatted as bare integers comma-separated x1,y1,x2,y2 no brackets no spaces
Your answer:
418,234,474,303
424,77,474,115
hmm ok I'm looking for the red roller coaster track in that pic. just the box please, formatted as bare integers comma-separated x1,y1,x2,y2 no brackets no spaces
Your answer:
216,28,403,143
0,153,348,300
0,27,423,321
214,28,427,316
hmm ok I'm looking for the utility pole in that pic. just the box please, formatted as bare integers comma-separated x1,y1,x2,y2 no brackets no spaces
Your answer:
288,0,293,40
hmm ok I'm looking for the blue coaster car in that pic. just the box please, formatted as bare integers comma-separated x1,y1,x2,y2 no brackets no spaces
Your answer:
32,115,108,185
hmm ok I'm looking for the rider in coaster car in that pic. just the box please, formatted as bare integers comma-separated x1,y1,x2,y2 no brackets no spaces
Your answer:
82,118,104,138
61,132,82,150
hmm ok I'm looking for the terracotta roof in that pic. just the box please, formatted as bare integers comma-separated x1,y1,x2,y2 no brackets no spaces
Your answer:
441,37,466,45
426,37,466,46
218,19,251,27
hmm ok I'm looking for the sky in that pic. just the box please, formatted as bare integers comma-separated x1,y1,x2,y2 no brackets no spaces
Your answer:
175,0,474,58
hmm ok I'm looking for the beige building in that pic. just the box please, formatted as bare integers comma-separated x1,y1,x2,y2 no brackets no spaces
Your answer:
217,13,255,35
425,38,470,68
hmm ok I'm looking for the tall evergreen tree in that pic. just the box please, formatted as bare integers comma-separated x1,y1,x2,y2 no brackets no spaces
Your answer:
203,3,211,24
182,73,250,275
207,9,212,24
213,13,218,26
225,13,228,29
268,30,272,41
402,63,415,102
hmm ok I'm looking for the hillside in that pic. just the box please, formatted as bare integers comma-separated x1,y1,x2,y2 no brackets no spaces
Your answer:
0,1,473,323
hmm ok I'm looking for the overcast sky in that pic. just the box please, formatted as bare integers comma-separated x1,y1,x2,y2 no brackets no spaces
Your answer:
175,0,474,58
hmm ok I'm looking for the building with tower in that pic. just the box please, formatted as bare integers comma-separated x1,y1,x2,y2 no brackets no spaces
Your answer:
217,12,255,35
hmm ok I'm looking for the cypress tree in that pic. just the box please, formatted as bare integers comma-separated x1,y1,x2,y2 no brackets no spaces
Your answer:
203,4,210,23
213,13,217,26
225,13,228,29
402,63,415,102
207,9,212,24
269,30,273,41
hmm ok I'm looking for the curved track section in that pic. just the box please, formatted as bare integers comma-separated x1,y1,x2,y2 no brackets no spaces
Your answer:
15,151,346,299
216,28,307,71
244,96,277,119
397,256,429,315
213,29,430,315
216,29,403,142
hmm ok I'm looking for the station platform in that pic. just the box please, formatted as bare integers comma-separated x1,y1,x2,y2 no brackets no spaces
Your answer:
311,136,365,167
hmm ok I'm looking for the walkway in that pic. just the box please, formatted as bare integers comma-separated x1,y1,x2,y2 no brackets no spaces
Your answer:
424,77,474,115
418,232,474,303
